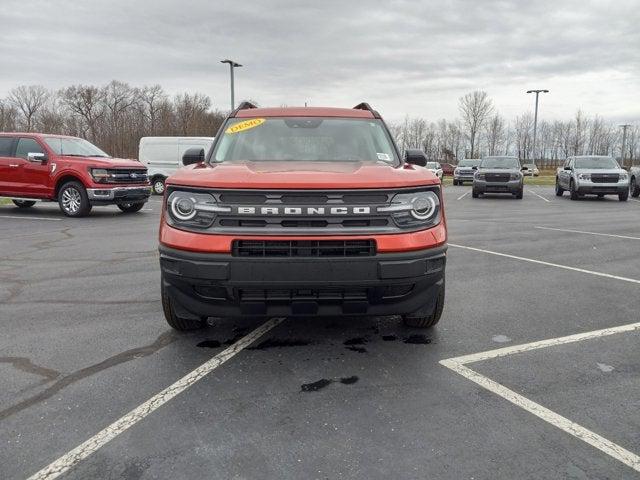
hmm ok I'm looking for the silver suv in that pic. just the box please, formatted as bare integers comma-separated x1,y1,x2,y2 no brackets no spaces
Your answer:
556,156,629,201
453,159,481,185
472,156,524,199
630,166,640,198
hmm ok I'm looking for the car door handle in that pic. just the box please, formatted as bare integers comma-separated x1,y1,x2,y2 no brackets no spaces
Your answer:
9,164,19,168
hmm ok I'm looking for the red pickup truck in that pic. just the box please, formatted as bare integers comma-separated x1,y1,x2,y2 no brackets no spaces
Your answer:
158,103,447,331
0,133,151,217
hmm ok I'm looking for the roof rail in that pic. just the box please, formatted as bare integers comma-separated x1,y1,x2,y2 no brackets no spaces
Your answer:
353,102,381,118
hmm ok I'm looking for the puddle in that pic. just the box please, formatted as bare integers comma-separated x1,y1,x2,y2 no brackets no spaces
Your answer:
346,346,367,353
301,376,359,392
344,337,366,346
340,375,359,385
196,340,221,349
382,335,397,342
248,338,312,350
403,335,431,345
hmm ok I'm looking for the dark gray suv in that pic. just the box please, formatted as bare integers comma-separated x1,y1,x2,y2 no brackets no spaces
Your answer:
472,156,524,199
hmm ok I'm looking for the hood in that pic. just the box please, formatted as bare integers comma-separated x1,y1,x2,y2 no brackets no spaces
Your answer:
574,168,623,175
60,156,144,169
478,167,520,174
166,161,440,189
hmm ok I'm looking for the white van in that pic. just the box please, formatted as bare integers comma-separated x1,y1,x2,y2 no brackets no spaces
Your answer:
139,136,215,194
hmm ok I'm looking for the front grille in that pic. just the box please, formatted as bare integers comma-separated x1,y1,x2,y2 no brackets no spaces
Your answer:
106,169,148,184
485,173,510,182
232,239,376,257
591,174,619,183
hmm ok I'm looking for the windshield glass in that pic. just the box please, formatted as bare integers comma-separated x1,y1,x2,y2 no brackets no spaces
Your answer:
426,162,440,169
459,159,480,167
480,156,520,169
574,157,619,169
212,117,398,164
44,137,110,157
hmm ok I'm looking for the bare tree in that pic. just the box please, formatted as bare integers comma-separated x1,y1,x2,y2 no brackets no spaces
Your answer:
59,85,105,140
485,113,506,156
458,90,494,158
0,99,18,131
8,85,49,131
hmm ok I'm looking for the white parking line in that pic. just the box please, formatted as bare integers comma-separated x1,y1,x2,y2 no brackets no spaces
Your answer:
440,321,640,473
27,317,286,480
535,225,640,241
449,243,640,285
527,189,550,202
457,191,469,200
0,215,61,221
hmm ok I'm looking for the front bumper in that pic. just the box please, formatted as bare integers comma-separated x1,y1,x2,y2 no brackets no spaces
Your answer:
159,244,446,318
87,185,152,204
576,182,629,195
473,179,522,194
454,173,475,182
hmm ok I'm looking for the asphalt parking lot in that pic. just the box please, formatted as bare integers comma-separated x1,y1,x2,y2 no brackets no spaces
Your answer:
1,186,639,480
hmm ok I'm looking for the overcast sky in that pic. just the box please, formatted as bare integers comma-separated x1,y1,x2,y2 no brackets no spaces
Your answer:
1,0,638,123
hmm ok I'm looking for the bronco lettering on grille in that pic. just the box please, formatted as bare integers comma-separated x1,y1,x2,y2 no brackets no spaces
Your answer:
235,206,371,215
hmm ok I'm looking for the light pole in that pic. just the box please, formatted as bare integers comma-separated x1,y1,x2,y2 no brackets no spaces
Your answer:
221,59,242,111
619,124,631,168
526,89,549,163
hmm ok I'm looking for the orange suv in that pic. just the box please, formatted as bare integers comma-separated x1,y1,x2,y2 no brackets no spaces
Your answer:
158,103,447,330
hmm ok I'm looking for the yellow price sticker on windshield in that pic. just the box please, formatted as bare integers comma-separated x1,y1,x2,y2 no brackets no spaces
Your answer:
226,118,265,134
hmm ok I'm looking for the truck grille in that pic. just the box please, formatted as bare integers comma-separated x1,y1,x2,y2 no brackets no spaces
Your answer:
485,173,510,182
232,240,376,257
591,174,619,183
105,169,148,184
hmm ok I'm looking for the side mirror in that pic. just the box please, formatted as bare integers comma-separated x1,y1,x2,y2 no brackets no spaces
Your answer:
182,148,205,166
521,166,528,171
472,165,478,170
564,166,572,171
27,152,47,163
404,149,427,167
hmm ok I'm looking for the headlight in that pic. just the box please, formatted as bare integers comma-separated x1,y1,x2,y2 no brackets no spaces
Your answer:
510,172,521,180
91,168,109,183
578,173,591,181
619,172,628,181
166,190,229,229
454,168,460,175
377,190,441,229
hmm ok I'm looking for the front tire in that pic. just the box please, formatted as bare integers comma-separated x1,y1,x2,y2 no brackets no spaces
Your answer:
161,276,206,331
515,188,523,199
619,190,628,202
58,181,92,217
555,179,564,196
569,180,579,200
12,200,36,208
402,282,445,328
117,202,145,213
472,189,479,198
631,177,640,198
152,177,166,195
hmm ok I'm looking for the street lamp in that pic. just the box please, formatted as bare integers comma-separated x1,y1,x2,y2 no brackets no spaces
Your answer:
619,124,631,168
526,89,549,163
221,59,242,111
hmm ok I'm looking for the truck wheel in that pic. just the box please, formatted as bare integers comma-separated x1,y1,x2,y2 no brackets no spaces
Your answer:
453,179,458,186
631,177,640,198
569,180,579,200
152,177,166,195
402,283,445,328
117,202,145,213
161,277,206,331
472,189,479,198
515,188,523,199
555,179,564,196
12,200,36,208
58,181,92,217
619,190,628,202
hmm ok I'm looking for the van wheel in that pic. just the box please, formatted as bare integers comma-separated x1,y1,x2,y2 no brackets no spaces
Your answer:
569,180,579,200
402,283,445,328
117,202,145,213
58,181,92,217
152,177,166,195
12,200,36,208
631,177,640,197
555,179,564,196
161,277,206,331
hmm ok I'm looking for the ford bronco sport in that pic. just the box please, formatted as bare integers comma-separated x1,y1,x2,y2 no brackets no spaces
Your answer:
0,133,151,216
159,103,447,331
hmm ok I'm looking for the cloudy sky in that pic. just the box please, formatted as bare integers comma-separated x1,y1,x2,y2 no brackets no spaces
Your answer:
1,0,638,123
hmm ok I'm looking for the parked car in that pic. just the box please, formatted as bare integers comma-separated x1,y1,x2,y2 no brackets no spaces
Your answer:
139,136,215,195
521,163,540,176
630,166,640,197
426,161,443,180
0,133,150,216
159,102,447,331
453,159,481,185
472,156,524,199
555,156,629,201
440,163,455,177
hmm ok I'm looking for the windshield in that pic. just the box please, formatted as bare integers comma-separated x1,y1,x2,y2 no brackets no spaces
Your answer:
458,159,480,167
44,137,110,157
426,162,440,169
212,117,398,164
480,156,520,169
574,157,619,169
